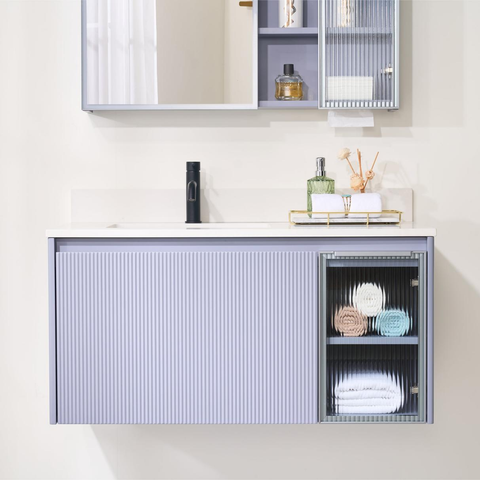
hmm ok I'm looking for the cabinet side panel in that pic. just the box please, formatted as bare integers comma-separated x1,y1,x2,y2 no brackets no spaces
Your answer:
427,237,434,423
55,251,318,424
48,239,57,424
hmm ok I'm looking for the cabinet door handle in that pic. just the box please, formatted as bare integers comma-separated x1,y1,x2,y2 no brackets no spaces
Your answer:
239,1,253,6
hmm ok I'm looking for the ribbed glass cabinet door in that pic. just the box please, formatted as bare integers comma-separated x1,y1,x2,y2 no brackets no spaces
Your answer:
319,252,426,423
320,0,399,109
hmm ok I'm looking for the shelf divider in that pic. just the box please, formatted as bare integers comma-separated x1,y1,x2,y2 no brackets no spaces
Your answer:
259,27,319,37
259,100,318,109
326,336,419,345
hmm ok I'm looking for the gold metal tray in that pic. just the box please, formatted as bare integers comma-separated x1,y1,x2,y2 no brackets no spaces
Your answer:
289,210,403,226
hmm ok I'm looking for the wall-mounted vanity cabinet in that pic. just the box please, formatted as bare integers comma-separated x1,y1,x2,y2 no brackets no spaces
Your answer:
48,235,433,424
82,0,399,111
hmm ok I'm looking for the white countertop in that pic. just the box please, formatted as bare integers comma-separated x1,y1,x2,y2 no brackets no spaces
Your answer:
47,222,436,238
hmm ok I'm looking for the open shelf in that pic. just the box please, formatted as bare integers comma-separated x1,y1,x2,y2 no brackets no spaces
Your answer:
258,37,318,105
258,0,318,110
259,100,318,109
259,28,318,37
327,336,419,345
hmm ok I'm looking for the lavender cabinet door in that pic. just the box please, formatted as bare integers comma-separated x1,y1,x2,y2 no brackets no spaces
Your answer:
55,251,318,424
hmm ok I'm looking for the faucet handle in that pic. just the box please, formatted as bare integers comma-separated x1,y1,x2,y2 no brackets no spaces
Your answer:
187,180,197,202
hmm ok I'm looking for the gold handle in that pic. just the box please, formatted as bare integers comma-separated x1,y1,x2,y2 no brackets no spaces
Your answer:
239,1,253,6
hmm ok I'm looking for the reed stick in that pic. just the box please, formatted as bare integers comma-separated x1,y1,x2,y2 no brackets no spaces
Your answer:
371,151,379,171
345,157,356,175
357,149,365,193
363,152,380,190
357,149,363,178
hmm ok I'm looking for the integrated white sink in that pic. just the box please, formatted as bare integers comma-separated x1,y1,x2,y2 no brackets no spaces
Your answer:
107,222,272,230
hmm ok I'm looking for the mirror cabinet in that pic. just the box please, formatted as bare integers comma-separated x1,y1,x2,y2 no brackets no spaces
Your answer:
82,0,399,111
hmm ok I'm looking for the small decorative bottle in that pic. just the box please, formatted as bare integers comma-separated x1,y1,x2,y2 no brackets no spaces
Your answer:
279,0,304,28
275,64,303,101
307,157,335,211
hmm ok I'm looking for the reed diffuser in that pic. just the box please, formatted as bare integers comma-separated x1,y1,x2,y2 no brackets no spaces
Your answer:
338,148,379,193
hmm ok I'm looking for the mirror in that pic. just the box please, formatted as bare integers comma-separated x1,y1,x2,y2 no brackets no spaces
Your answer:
83,0,255,109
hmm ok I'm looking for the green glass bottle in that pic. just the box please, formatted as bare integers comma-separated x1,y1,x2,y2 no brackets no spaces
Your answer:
307,157,335,211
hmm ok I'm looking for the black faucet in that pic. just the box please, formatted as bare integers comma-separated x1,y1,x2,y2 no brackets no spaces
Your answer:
186,162,201,223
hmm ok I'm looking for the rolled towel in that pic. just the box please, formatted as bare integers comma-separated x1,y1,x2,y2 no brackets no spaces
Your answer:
374,309,411,336
334,372,404,414
334,306,368,337
353,282,385,317
311,194,345,219
349,192,382,218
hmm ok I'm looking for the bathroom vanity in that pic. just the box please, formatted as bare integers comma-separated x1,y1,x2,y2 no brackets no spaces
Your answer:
48,224,434,424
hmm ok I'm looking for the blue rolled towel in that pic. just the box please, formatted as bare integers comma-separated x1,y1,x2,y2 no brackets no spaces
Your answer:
374,309,411,336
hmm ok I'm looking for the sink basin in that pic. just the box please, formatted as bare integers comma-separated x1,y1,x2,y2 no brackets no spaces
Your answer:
107,222,272,230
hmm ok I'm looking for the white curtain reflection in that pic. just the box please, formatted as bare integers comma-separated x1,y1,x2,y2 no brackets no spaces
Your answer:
86,0,158,104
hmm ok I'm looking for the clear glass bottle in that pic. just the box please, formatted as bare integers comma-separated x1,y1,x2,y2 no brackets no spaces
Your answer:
307,157,335,211
275,64,303,100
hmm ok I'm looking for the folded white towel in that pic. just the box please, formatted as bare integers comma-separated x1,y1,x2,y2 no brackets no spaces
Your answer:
311,194,345,219
336,398,399,407
335,373,400,394
337,405,400,414
337,389,398,400
349,193,382,218
334,372,404,414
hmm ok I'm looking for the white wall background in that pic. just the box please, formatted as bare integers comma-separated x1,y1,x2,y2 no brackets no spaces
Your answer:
1,0,479,479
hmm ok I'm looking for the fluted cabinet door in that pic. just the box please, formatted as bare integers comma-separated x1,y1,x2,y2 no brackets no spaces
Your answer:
55,251,317,424
320,0,399,109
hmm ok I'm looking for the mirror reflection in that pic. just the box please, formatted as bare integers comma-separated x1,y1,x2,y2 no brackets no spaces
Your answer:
85,0,254,106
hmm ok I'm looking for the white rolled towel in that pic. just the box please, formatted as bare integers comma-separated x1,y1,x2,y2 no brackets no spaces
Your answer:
311,194,345,219
349,193,382,218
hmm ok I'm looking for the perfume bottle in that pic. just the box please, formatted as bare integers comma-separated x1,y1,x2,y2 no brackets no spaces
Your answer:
307,157,335,211
275,64,303,100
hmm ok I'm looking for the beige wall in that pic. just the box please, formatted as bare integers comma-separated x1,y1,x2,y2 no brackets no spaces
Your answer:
156,0,225,104
223,0,254,104
156,0,253,104
1,0,479,479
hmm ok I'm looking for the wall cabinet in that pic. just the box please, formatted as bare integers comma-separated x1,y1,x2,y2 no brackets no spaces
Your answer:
49,237,433,424
82,0,399,111
258,0,399,110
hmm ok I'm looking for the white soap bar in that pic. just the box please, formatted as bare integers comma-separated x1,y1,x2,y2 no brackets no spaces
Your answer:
311,194,345,219
349,193,382,218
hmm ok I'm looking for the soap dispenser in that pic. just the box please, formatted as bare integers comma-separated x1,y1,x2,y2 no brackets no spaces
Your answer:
307,157,335,211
